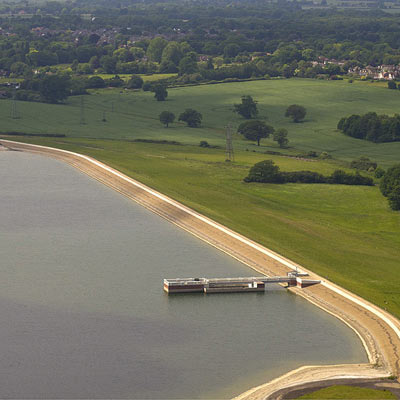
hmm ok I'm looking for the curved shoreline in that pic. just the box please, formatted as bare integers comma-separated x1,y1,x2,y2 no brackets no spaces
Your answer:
1,139,399,399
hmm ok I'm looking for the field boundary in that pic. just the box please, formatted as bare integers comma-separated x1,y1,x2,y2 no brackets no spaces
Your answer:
2,138,399,399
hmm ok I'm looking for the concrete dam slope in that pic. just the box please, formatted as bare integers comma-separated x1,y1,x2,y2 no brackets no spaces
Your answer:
1,138,399,399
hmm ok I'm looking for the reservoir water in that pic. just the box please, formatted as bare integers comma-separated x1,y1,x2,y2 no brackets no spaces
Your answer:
0,150,366,399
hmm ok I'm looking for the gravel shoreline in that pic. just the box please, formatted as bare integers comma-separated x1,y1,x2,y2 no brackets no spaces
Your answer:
2,138,399,400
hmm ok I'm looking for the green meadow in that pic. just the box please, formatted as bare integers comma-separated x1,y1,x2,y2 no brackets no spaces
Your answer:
297,384,397,399
5,136,400,319
1,78,400,167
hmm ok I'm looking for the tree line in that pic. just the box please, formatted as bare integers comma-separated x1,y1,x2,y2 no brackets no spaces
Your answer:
337,112,400,143
244,160,374,186
380,164,400,211
3,2,400,82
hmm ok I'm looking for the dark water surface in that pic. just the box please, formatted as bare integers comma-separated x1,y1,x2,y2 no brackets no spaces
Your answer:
0,151,366,399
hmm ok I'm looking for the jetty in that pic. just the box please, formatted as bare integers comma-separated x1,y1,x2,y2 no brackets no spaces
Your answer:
164,271,320,294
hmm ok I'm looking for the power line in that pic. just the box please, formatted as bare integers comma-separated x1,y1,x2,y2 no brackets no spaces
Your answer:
80,96,85,125
225,123,234,162
11,88,20,119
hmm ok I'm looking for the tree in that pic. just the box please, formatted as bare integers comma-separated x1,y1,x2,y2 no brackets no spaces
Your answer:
100,55,117,74
178,52,198,75
375,167,385,179
88,33,100,44
71,59,79,72
223,43,240,58
238,120,274,146
127,75,143,89
244,160,283,183
10,61,30,77
152,85,168,101
87,75,105,88
380,164,400,197
159,111,175,127
380,164,400,210
113,48,131,62
234,95,258,119
146,37,168,63
39,74,70,103
388,185,400,210
161,42,183,66
179,109,202,127
350,157,377,171
388,81,397,90
130,47,145,60
89,55,100,69
285,104,307,123
273,128,289,148
338,112,400,143
106,75,124,87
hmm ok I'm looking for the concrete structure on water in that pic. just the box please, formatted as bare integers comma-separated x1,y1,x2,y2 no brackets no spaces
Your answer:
164,272,320,294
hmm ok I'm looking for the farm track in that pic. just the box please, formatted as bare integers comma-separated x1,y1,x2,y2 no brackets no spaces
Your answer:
2,139,400,399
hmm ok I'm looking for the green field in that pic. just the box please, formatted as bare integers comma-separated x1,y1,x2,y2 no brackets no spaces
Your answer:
296,384,397,399
1,78,400,167
4,136,400,319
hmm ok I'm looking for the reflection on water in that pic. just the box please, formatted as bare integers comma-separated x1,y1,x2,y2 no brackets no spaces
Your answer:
0,151,366,399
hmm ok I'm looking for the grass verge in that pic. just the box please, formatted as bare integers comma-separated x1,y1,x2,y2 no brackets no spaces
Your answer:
296,384,397,399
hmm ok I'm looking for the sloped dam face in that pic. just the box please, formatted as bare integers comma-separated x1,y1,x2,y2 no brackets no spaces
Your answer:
0,151,366,399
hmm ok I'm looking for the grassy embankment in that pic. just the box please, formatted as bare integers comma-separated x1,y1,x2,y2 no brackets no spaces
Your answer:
4,135,400,320
1,78,400,167
296,385,397,399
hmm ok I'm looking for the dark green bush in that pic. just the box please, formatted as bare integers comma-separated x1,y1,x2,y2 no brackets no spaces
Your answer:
244,160,284,183
199,140,210,147
380,164,400,210
282,171,326,183
350,156,377,171
328,170,373,185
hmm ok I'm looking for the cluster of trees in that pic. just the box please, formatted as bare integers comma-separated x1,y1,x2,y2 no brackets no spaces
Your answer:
380,164,400,210
237,120,289,148
244,160,374,186
16,73,73,103
3,2,400,83
350,156,378,171
159,109,202,128
5,72,172,103
232,96,308,147
337,112,400,143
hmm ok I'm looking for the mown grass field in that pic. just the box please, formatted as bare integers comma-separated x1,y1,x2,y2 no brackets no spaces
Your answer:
4,136,400,319
1,78,399,167
296,384,397,399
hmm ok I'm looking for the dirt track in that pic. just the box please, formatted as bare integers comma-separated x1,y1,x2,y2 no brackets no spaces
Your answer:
2,139,400,400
